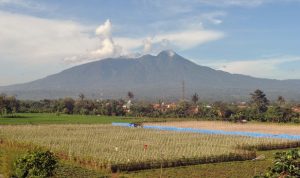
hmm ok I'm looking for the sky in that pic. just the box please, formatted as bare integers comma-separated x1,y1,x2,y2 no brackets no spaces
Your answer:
0,0,300,85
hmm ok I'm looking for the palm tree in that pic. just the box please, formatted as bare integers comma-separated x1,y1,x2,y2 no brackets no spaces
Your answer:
277,96,285,106
78,93,85,101
191,93,199,105
127,91,134,100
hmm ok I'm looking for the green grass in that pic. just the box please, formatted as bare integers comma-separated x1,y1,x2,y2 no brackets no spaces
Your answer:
0,113,138,125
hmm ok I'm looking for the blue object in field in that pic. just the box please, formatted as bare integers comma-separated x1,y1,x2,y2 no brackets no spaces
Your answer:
111,122,300,140
112,122,133,127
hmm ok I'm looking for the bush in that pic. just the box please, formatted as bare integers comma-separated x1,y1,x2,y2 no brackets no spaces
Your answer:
13,150,58,178
255,149,300,178
291,117,300,123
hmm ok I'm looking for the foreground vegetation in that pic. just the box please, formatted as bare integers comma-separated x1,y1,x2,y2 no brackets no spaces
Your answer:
1,139,299,178
0,143,107,178
1,124,299,174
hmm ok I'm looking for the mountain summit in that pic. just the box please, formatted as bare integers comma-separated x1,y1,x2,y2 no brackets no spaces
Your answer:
1,51,300,101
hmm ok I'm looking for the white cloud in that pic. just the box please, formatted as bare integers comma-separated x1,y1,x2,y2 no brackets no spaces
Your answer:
115,28,224,54
155,29,224,49
0,10,223,66
143,37,152,54
64,19,123,63
203,56,300,79
200,12,226,25
95,19,112,37
0,11,99,65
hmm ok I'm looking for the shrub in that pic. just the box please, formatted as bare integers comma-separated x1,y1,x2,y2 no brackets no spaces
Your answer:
291,117,300,123
13,150,58,178
255,149,300,178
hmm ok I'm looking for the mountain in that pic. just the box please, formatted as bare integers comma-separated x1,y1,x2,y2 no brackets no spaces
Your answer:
1,50,300,101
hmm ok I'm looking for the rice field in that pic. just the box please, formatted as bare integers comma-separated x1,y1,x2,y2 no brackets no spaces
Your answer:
0,124,299,172
146,121,300,135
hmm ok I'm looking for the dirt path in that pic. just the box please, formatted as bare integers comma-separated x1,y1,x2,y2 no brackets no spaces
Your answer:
146,121,300,135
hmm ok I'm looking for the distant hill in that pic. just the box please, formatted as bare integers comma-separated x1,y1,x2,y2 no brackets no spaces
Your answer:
1,50,300,101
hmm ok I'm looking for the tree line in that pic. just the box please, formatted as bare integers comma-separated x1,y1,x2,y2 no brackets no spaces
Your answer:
0,90,300,123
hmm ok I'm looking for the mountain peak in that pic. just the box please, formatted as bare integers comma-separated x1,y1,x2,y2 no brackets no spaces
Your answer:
157,50,177,57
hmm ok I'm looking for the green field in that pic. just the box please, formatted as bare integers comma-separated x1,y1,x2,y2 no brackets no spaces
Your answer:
0,113,137,125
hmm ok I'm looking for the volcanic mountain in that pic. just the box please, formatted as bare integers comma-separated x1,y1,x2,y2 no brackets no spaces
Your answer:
1,50,300,101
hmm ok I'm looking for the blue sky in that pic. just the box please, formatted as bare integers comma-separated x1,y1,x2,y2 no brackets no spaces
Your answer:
0,0,300,85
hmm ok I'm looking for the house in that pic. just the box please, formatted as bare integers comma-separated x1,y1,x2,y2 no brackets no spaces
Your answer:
122,100,132,113
189,105,200,114
292,106,300,113
152,102,177,112
237,101,248,109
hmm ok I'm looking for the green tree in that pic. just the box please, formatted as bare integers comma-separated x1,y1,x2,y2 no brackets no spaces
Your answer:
0,93,6,116
277,96,286,106
78,93,85,101
127,91,134,100
266,106,296,123
3,95,19,115
13,150,58,178
250,89,269,114
62,97,75,114
255,149,300,178
214,101,233,119
191,93,199,105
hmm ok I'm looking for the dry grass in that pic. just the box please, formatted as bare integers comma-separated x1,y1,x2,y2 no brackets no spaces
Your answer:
146,121,300,135
0,124,299,171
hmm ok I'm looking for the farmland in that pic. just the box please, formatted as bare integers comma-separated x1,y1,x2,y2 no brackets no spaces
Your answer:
146,121,300,135
0,113,138,125
0,113,300,177
1,124,300,172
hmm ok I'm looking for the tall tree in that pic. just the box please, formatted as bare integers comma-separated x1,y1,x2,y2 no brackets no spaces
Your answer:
127,91,134,100
0,94,6,115
78,93,85,101
250,89,269,113
191,93,199,105
277,96,285,106
62,97,75,114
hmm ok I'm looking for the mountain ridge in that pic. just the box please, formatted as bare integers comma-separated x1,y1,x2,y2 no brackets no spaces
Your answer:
1,50,300,101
